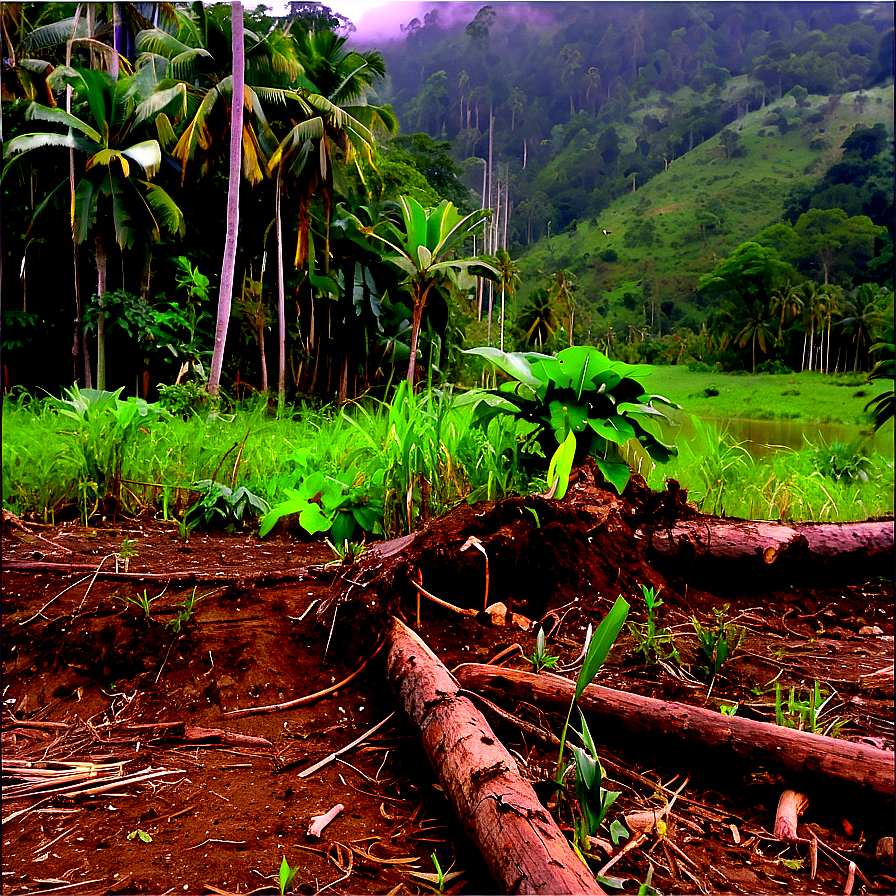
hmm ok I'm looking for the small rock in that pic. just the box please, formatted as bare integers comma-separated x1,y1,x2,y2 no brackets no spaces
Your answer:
859,625,884,636
217,675,236,688
876,837,894,864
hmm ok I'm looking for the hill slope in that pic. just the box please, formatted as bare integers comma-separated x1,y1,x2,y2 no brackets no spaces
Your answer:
514,81,894,337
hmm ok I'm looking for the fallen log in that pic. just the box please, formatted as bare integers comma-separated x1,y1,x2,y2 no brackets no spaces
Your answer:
454,665,895,796
385,617,604,895
645,519,894,583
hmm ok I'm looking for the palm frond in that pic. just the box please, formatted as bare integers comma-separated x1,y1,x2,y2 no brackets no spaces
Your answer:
140,180,186,237
22,16,86,51
121,140,162,178
4,131,97,159
135,27,196,59
25,103,103,143
133,83,188,126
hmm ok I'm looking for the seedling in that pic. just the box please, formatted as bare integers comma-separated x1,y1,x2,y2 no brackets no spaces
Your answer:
720,702,739,717
126,829,152,843
431,852,445,894
166,588,202,634
526,626,561,673
775,680,846,736
278,855,298,895
692,605,744,680
184,480,270,533
637,864,660,896
115,537,138,573
325,538,365,565
628,584,679,667
571,709,622,850
119,589,156,619
554,595,629,784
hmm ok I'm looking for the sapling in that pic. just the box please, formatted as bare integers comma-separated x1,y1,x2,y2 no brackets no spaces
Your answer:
278,855,298,895
526,626,560,673
692,604,744,680
571,709,622,850
628,584,679,667
554,595,629,784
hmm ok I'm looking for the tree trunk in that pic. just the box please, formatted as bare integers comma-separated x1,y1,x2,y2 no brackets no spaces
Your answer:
386,618,605,895
645,518,893,584
406,291,424,386
207,0,244,397
68,3,91,388
454,665,895,796
95,230,107,390
276,174,286,408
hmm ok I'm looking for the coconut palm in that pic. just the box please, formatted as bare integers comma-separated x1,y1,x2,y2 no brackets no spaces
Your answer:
518,287,560,348
358,195,497,385
493,248,520,351
5,65,185,389
840,284,885,371
734,301,776,372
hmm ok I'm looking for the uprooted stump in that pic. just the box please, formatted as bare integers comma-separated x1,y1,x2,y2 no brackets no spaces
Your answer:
385,616,605,895
317,461,894,650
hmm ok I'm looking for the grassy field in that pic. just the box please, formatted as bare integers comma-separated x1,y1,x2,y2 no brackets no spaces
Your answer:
650,366,879,426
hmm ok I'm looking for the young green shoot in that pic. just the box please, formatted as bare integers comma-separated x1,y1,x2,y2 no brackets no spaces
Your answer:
571,709,622,851
126,829,152,843
628,584,679,667
278,855,298,895
554,595,629,784
119,589,156,619
526,627,561,673
692,604,744,682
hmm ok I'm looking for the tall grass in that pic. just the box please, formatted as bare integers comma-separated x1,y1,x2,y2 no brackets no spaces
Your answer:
3,390,890,531
647,419,894,522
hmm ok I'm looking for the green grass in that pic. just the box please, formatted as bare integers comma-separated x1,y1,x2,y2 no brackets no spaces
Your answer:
651,366,879,426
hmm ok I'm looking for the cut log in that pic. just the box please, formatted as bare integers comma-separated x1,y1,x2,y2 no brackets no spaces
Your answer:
385,617,604,895
454,665,895,796
645,519,894,584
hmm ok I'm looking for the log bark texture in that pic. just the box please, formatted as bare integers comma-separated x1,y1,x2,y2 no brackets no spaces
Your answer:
385,617,604,895
455,665,895,796
649,517,894,565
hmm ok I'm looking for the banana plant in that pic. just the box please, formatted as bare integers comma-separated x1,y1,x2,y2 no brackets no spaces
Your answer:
354,196,499,385
462,344,679,495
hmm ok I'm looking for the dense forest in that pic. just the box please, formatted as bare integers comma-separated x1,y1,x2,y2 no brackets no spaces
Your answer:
1,1,893,402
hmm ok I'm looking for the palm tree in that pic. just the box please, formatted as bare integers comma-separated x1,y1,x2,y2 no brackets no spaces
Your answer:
769,279,804,341
840,284,884,372
262,27,394,403
734,301,776,372
358,195,497,385
518,287,560,348
548,269,577,346
207,0,244,397
494,248,520,351
5,65,185,389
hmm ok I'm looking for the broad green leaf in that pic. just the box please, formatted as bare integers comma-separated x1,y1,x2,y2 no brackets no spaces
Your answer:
575,595,629,700
546,430,577,500
299,503,333,535
549,400,589,435
595,460,631,495
464,347,541,388
330,510,356,545
258,498,307,538
528,356,569,391
587,416,636,445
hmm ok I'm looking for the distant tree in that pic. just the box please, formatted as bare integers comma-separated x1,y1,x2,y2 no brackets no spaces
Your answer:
792,208,885,285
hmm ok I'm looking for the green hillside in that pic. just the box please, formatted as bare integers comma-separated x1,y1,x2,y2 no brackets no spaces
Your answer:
515,81,894,333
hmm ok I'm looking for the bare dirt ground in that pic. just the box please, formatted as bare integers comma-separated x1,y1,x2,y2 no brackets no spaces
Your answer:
2,472,894,896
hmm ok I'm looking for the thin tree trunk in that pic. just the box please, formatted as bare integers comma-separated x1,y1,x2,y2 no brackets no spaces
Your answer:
276,175,286,407
95,230,107,390
67,4,90,388
110,3,120,77
207,0,244,397
406,290,425,386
